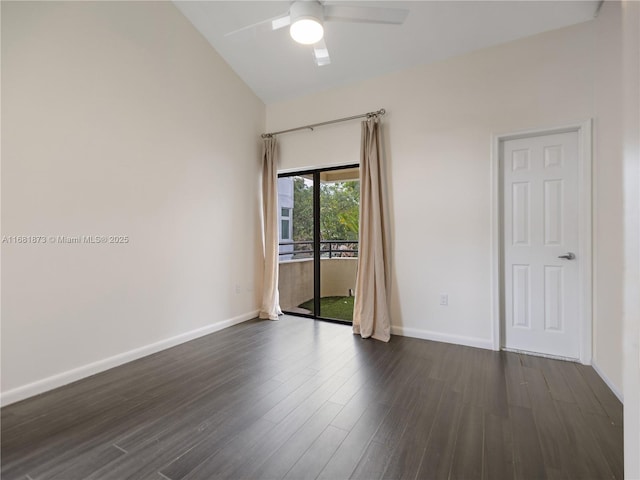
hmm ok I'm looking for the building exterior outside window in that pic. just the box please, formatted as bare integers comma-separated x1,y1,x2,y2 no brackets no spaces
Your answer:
281,207,292,240
277,177,294,260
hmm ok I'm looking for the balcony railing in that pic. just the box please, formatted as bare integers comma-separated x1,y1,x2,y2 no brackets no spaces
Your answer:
279,240,358,259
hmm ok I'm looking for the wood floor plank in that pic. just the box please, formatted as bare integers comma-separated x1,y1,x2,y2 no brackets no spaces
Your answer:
575,364,623,425
483,413,514,480
584,412,624,479
261,374,339,424
114,376,281,452
520,352,549,369
367,381,421,448
318,402,391,480
545,467,568,479
557,361,608,417
462,348,487,407
349,441,390,480
382,379,445,480
238,401,344,480
415,387,464,480
555,400,617,480
329,386,374,432
158,417,276,480
43,444,125,480
328,370,368,405
83,382,284,479
5,397,147,480
503,353,531,408
482,352,509,417
510,405,547,480
448,346,474,394
283,425,348,480
365,352,405,407
522,366,569,470
169,417,276,480
449,404,484,480
213,394,345,479
158,373,315,480
425,340,452,382
1,316,623,480
538,358,577,404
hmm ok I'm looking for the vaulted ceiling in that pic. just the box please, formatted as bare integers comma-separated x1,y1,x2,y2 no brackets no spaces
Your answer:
174,1,599,104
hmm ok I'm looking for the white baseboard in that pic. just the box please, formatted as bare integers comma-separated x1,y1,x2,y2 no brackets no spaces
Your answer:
592,360,624,403
0,310,259,407
391,325,494,350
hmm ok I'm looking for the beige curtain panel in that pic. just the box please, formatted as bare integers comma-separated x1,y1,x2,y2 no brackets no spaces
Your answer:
353,118,392,342
259,136,282,320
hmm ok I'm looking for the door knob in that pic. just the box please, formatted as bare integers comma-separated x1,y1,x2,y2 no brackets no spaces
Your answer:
558,252,576,260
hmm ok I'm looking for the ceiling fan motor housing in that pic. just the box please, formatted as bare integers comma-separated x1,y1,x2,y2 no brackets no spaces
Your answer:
290,1,324,25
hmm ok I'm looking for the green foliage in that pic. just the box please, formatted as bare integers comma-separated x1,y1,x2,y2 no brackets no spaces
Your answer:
291,177,360,243
338,208,359,237
321,181,359,241
292,177,314,241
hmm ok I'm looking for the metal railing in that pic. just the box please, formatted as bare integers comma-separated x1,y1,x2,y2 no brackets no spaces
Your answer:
279,240,358,259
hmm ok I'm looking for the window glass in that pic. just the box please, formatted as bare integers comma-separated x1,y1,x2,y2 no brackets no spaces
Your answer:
281,219,290,240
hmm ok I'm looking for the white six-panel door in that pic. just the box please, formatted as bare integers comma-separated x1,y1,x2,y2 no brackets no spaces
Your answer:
503,131,580,359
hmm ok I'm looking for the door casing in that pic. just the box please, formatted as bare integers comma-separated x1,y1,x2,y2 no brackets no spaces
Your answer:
491,121,593,364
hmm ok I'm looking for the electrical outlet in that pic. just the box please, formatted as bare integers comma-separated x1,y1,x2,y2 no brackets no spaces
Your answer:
439,294,448,306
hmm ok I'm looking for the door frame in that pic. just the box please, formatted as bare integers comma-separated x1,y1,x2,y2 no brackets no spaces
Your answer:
490,120,593,364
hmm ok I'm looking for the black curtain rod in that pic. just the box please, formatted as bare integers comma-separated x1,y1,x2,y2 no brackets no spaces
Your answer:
261,108,385,139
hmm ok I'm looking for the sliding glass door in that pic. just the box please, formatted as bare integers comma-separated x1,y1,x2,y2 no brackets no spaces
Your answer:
277,165,359,324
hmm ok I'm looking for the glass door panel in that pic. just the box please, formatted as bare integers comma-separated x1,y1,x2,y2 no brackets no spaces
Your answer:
319,168,359,322
277,174,315,315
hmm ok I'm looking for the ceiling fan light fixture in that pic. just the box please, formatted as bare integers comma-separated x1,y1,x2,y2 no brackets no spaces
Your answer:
289,1,324,45
290,18,324,44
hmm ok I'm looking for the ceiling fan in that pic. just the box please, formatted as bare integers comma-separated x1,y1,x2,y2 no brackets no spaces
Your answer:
225,1,409,67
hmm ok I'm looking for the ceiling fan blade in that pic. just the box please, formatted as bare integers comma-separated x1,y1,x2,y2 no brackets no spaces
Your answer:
224,12,290,37
313,39,331,66
323,5,409,25
271,15,291,31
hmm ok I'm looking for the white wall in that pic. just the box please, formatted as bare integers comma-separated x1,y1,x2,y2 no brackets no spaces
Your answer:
592,15,640,467
598,1,640,473
1,1,265,404
619,0,640,476
267,22,594,350
593,0,626,398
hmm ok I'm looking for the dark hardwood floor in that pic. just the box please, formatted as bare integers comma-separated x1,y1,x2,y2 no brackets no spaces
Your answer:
1,316,623,480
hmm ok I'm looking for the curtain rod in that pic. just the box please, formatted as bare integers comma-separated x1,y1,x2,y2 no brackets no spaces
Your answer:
261,108,385,139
